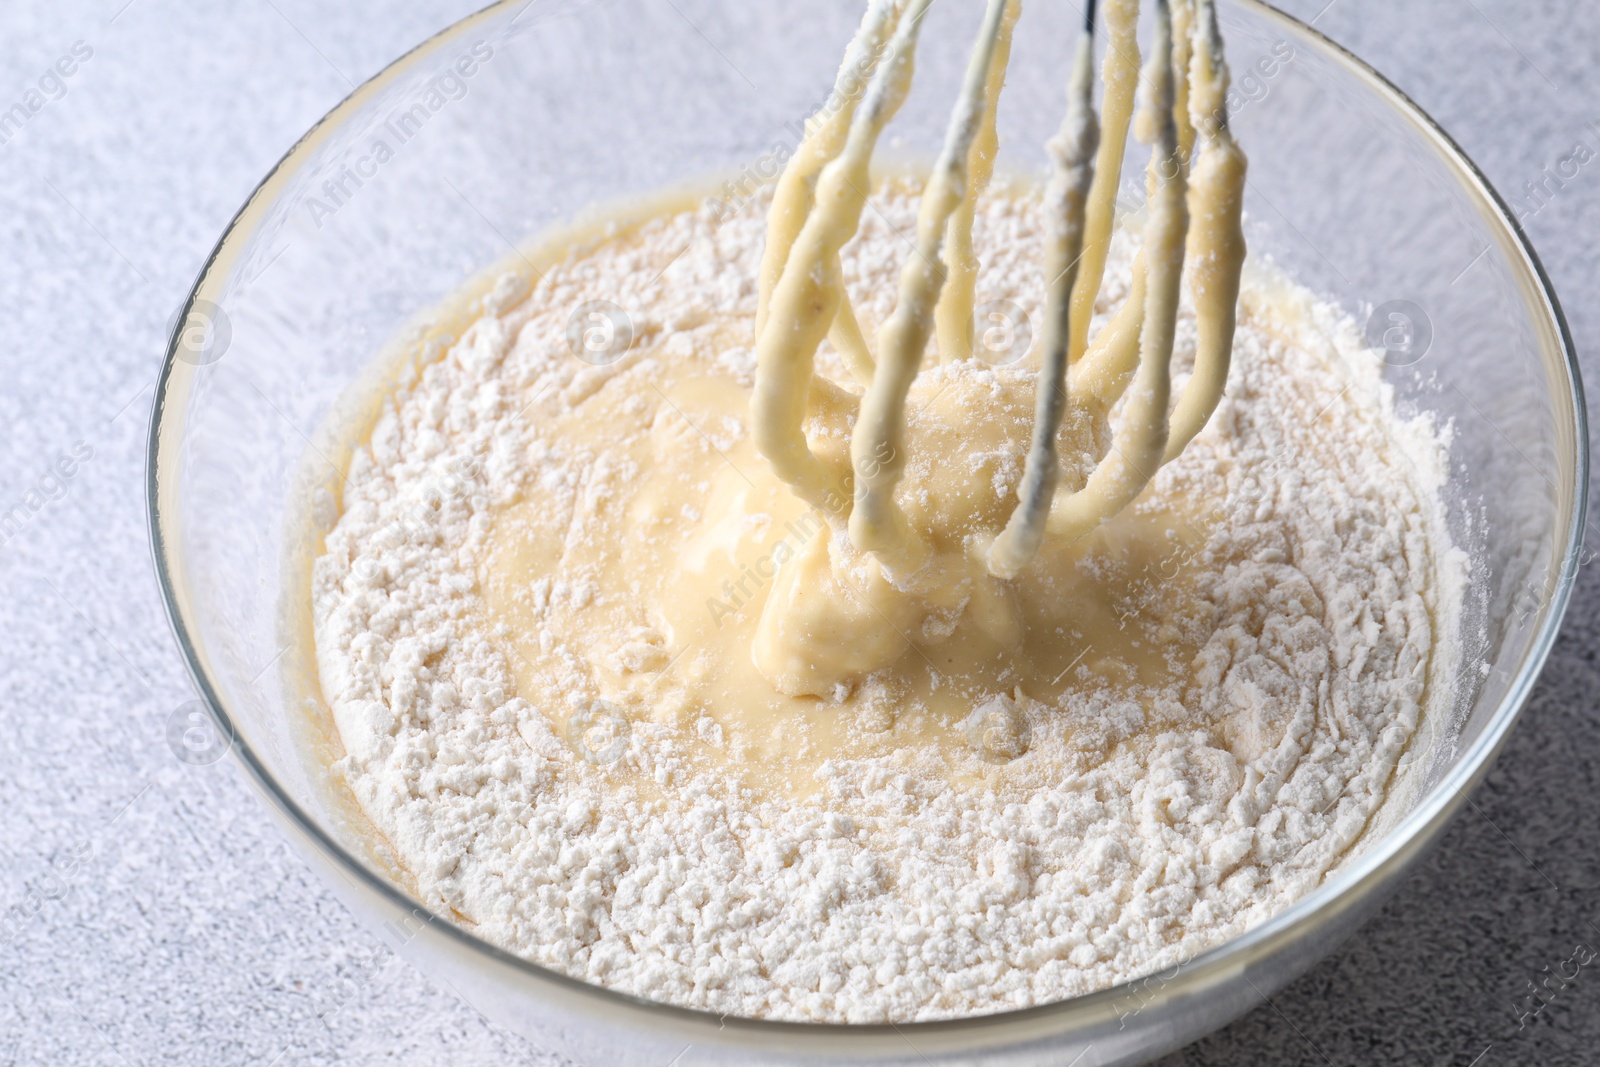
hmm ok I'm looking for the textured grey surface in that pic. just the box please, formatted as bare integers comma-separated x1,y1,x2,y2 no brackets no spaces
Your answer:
0,1,1596,1065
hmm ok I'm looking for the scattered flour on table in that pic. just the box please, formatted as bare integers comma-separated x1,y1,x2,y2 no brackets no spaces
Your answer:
310,183,1467,1022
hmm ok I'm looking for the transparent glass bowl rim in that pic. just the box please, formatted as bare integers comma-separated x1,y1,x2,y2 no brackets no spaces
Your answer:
147,0,1589,1045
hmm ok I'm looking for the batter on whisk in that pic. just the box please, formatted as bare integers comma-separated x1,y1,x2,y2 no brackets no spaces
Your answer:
311,0,1465,1022
750,0,1245,700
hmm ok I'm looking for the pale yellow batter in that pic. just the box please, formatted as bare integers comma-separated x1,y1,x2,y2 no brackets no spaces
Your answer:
479,303,1210,799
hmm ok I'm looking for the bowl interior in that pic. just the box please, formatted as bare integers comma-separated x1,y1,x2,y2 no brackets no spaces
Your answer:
150,1,1583,1063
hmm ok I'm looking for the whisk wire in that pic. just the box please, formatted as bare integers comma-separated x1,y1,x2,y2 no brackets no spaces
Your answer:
752,0,1244,579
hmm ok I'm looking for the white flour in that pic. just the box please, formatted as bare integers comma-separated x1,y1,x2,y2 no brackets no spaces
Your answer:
310,183,1466,1022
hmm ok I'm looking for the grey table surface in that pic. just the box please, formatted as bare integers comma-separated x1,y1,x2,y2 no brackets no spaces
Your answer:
2,0,1598,1064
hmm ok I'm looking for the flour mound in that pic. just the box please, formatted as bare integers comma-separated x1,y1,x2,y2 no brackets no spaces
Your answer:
310,185,1466,1022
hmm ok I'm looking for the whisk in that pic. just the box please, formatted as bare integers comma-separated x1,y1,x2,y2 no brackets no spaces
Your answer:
752,0,1247,579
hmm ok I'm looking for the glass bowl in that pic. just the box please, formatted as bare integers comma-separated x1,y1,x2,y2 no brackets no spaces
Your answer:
148,1,1586,1063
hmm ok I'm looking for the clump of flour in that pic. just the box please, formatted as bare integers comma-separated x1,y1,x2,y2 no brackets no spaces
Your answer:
310,183,1467,1022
